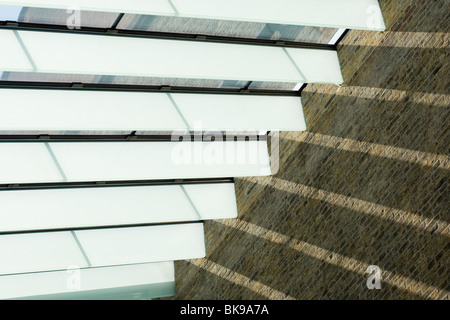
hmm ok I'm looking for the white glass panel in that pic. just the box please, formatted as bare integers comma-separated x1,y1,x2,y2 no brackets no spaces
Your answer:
171,0,386,31
0,89,187,131
0,223,205,275
0,143,64,184
285,48,344,84
0,262,175,300
0,232,88,275
0,89,306,131
183,183,238,220
0,183,237,232
0,141,271,184
0,30,33,72
172,93,306,131
74,223,206,266
50,141,271,182
0,29,343,84
0,0,386,31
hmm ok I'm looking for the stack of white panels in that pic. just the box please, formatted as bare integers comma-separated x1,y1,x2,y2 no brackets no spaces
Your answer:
0,224,206,275
0,181,236,299
0,139,252,299
0,224,205,299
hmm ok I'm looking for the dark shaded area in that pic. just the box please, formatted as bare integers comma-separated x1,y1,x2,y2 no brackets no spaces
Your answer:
380,0,450,33
197,222,431,300
235,182,449,292
338,46,449,95
302,92,450,155
276,138,449,220
171,260,268,300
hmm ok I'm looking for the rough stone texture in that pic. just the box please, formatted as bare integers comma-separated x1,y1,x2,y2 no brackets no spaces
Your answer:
166,0,449,300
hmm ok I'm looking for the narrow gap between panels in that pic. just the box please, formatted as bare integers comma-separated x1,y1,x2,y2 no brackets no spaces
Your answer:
0,21,338,51
0,178,235,191
0,81,303,96
0,220,205,236
0,133,269,142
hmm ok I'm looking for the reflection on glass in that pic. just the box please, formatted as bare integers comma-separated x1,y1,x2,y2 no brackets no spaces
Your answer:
5,6,339,44
117,14,338,44
0,7,343,92
249,81,299,91
0,71,277,92
18,7,120,28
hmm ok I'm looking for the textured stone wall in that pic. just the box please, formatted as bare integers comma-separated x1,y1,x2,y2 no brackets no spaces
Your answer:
167,0,449,300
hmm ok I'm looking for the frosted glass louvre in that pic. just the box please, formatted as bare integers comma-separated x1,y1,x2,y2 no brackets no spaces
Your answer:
0,88,306,131
0,183,238,232
0,0,386,31
0,29,344,84
75,223,205,266
0,141,271,184
0,223,205,275
0,262,176,300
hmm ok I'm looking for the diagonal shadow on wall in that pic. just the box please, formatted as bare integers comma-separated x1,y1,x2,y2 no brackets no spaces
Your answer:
276,138,448,221
301,92,449,156
190,221,434,300
379,0,449,33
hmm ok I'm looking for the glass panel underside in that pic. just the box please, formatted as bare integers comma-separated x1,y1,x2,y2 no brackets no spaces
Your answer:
0,71,250,90
0,29,344,84
0,0,385,30
118,14,339,44
0,6,349,90
0,183,238,233
0,262,176,300
0,88,306,132
0,141,271,184
75,223,205,266
18,6,120,28
0,223,205,275
0,5,339,44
